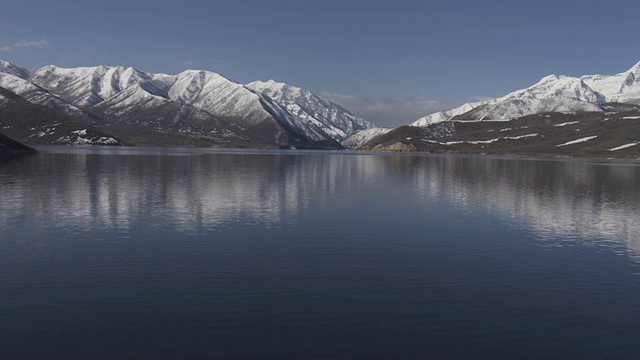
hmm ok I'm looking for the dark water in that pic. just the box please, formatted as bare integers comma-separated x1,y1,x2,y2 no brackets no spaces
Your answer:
1,147,639,360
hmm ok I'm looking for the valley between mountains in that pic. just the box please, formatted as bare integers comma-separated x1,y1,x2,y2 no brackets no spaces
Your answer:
1,59,639,158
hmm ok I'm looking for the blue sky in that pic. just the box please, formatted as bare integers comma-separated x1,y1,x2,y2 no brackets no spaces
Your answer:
1,0,639,126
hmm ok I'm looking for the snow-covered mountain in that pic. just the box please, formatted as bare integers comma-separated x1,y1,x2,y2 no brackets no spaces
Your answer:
361,61,640,156
582,61,640,102
0,61,94,121
29,64,160,108
0,60,29,79
413,61,640,126
31,65,338,145
0,60,345,148
0,86,122,146
246,79,377,141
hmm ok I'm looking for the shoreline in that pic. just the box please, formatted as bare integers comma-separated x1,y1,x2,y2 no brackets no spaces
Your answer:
29,144,640,162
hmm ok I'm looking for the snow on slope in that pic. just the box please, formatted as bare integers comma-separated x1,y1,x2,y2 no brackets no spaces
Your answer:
413,101,483,127
247,80,376,141
0,60,30,79
29,65,165,108
2,59,368,145
341,128,392,149
0,69,90,119
608,142,639,151
22,62,336,144
557,135,598,147
413,61,640,126
459,96,602,122
92,83,170,116
169,71,332,142
582,61,640,102
168,70,265,123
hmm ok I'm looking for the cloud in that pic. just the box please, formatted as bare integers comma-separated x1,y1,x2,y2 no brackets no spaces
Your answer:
0,39,49,52
320,91,456,128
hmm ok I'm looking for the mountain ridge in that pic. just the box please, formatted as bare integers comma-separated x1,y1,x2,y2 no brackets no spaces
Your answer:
2,58,638,157
0,59,351,149
413,61,640,126
247,79,377,142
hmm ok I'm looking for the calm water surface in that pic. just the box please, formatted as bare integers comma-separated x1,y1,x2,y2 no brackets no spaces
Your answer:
1,147,639,359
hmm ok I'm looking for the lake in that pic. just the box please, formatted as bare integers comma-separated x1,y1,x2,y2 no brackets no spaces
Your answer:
1,147,639,359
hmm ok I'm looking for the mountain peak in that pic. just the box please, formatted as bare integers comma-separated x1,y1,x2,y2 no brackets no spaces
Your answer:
249,79,291,92
41,64,59,71
413,61,640,126
0,59,29,78
0,59,14,68
539,74,560,82
628,60,640,75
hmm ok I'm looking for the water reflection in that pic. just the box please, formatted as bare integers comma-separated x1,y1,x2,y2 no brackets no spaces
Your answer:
388,155,640,256
0,150,385,234
1,149,639,256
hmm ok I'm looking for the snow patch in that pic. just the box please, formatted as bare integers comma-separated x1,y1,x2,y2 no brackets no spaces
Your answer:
56,135,119,145
453,119,513,123
504,133,539,140
28,127,57,138
423,134,537,146
71,129,88,136
557,136,598,147
608,143,639,151
554,121,580,127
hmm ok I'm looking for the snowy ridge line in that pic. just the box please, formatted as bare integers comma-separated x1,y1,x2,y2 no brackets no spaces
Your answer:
412,60,640,126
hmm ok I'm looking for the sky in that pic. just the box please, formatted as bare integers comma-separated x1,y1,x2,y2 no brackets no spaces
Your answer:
1,0,640,127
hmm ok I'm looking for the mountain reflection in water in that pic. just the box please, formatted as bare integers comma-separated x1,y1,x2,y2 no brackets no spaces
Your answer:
2,148,640,359
1,149,638,257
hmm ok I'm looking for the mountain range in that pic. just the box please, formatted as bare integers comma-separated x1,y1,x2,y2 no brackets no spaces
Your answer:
0,59,377,149
413,61,640,126
1,58,639,157
364,61,640,157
